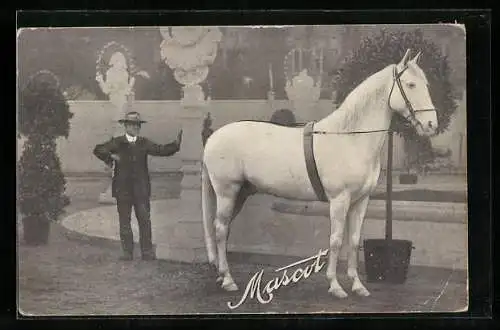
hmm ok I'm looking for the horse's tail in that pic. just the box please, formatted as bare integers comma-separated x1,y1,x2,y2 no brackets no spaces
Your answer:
201,161,217,265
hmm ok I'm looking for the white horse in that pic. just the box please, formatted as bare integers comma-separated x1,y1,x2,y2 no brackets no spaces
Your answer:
201,49,438,298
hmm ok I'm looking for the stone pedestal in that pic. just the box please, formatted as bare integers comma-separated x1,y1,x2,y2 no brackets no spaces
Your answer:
180,84,207,108
154,106,208,263
98,183,116,205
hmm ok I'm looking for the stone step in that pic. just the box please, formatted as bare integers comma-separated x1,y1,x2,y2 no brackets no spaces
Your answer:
271,199,467,223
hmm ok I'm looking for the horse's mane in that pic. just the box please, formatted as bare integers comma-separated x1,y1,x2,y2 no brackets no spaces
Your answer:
324,65,393,131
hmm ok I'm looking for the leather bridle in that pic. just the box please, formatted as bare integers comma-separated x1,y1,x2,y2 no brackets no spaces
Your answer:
388,65,437,131
311,64,437,136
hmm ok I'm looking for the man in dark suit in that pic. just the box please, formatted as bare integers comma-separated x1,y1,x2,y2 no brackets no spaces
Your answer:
93,111,182,261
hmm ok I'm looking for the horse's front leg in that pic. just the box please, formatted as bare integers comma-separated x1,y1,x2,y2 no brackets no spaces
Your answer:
347,195,371,297
214,192,239,291
326,192,351,298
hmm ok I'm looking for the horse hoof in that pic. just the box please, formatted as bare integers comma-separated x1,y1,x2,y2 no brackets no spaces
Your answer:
222,282,239,292
353,287,371,297
328,287,348,299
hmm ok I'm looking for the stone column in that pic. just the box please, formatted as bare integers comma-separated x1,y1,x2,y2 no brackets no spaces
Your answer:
155,27,220,262
154,105,208,263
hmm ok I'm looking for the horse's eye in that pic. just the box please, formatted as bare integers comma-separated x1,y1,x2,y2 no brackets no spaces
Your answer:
407,82,416,89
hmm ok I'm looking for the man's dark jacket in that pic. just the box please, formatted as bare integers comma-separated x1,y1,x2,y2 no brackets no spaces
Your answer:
93,135,180,200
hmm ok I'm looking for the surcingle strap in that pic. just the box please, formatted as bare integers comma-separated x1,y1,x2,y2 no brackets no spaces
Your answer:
303,121,328,202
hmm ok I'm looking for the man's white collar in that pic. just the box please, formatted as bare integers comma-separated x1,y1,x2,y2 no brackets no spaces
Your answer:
125,134,137,143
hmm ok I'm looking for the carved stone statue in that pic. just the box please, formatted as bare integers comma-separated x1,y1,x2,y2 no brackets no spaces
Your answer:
285,69,321,110
96,43,150,116
160,26,222,107
96,51,136,113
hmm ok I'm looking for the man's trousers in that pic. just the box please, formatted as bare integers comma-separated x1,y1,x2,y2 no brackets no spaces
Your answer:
116,197,154,257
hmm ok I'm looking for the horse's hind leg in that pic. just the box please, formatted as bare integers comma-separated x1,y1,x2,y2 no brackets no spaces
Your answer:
214,182,241,291
231,182,254,219
215,185,251,287
347,195,371,297
326,192,351,298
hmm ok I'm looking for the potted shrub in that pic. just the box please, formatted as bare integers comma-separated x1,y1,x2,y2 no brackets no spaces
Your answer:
332,28,458,284
18,70,73,245
398,133,431,184
269,108,297,126
399,169,418,185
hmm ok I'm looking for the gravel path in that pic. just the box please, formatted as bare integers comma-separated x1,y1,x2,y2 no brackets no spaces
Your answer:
17,175,467,315
18,224,467,315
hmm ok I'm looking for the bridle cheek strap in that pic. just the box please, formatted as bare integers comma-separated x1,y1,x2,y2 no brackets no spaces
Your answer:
388,65,437,127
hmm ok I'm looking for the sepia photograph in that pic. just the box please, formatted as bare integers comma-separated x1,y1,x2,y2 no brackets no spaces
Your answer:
17,24,467,315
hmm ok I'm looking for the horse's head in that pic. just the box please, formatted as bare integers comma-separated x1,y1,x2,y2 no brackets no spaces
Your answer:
388,49,438,137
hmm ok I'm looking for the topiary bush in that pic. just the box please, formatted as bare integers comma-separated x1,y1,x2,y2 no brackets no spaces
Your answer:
269,108,297,126
18,70,73,245
332,28,458,169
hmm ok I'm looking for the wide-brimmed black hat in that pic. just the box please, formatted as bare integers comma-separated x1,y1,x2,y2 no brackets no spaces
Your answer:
118,111,147,124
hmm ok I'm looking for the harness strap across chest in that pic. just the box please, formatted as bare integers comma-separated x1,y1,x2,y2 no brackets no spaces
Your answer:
303,121,328,202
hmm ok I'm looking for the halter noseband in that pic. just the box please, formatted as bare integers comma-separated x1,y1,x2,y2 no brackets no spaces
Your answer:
388,65,436,128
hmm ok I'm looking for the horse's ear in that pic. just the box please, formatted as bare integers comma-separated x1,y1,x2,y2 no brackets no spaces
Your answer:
398,49,412,68
411,51,422,65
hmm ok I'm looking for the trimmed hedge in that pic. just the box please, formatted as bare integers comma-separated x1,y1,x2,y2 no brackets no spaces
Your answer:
18,71,73,223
